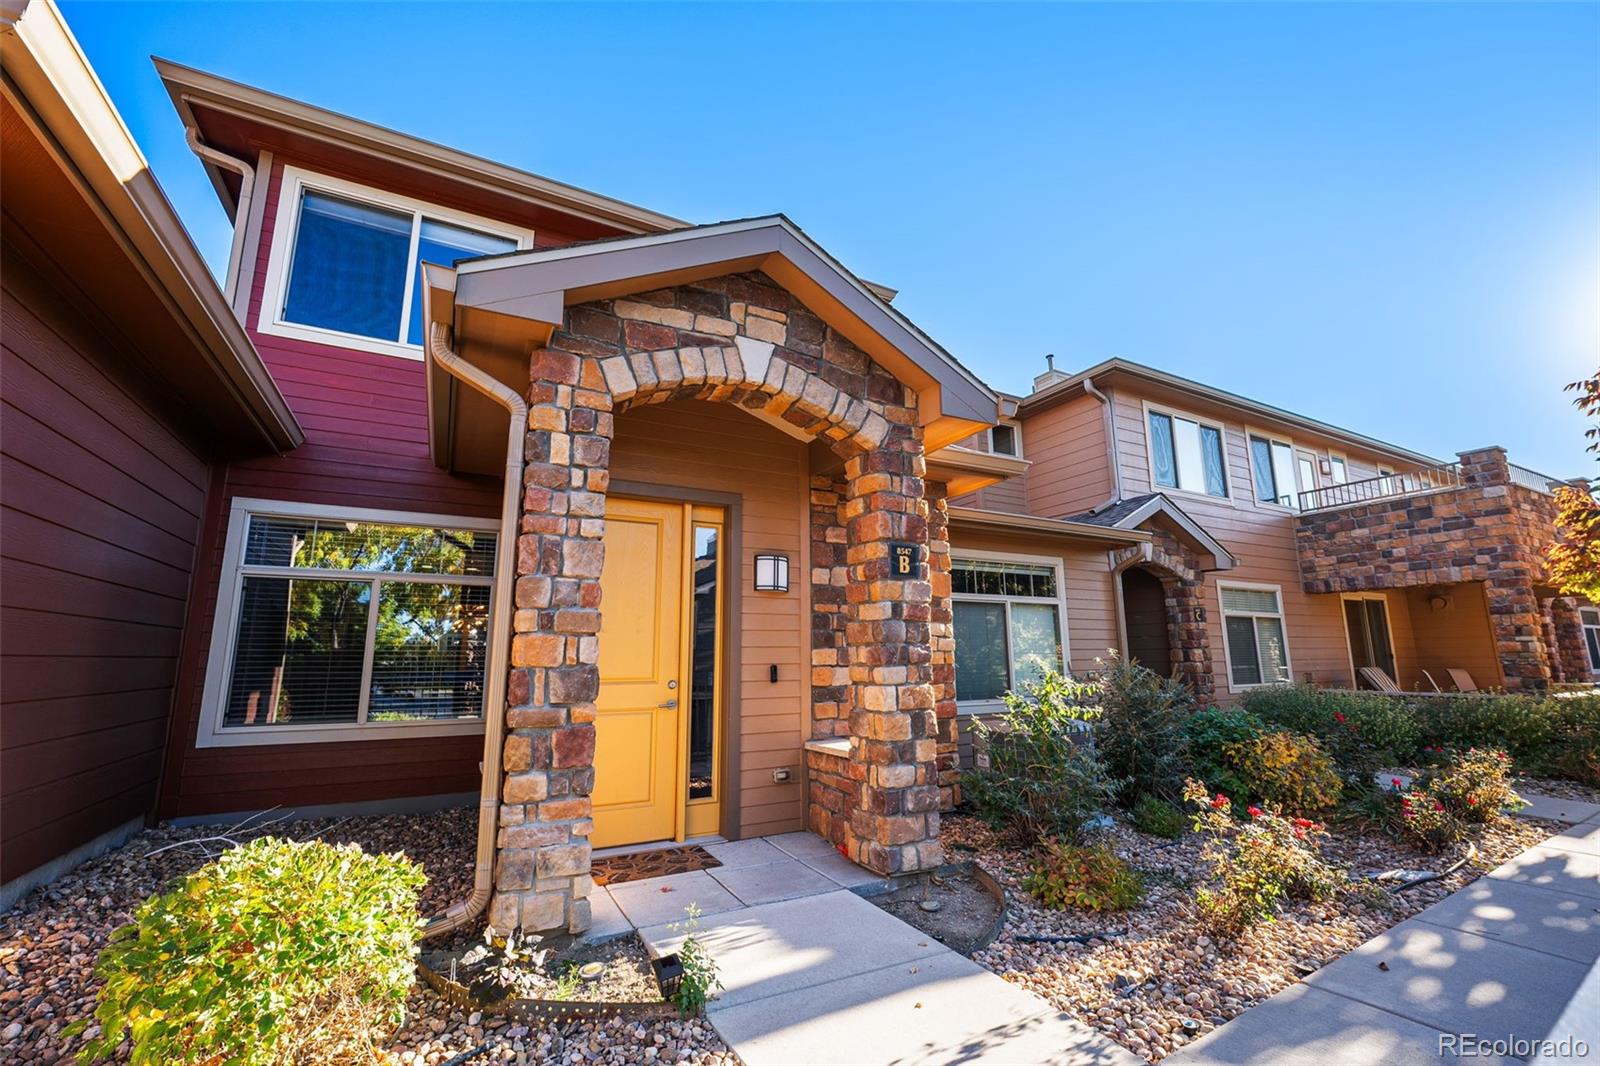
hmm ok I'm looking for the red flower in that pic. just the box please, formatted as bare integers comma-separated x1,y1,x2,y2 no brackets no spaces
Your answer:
1293,817,1314,828
1334,712,1347,724
837,843,849,857
1391,777,1403,788
1467,796,1477,806
1247,805,1263,818
1211,793,1229,809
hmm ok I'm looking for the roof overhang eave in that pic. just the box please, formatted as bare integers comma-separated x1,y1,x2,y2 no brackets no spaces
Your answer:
948,506,1153,547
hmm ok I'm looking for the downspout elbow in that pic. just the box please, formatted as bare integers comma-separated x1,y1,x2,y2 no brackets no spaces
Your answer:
422,321,526,939
182,125,253,312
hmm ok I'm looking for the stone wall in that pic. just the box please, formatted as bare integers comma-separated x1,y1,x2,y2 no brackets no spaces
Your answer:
805,743,855,847
488,270,942,934
1295,447,1560,691
1110,530,1215,703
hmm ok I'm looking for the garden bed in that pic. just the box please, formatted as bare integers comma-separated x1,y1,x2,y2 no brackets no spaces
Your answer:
951,810,1557,1063
0,810,736,1065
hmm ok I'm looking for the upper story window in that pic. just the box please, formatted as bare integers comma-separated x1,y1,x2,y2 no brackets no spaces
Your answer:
989,423,1021,457
1329,454,1349,484
197,499,499,747
1249,431,1301,508
261,168,531,359
1147,406,1228,498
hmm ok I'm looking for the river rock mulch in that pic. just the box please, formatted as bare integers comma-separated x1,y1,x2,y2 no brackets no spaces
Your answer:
0,809,736,1065
949,810,1556,1063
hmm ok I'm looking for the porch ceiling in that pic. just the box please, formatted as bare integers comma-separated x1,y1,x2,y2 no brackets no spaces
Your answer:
425,216,1001,474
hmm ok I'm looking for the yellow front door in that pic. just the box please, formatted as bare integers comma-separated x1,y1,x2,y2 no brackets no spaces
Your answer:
592,498,687,849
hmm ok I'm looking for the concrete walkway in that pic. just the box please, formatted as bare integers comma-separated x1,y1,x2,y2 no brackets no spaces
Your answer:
1170,795,1600,1066
591,831,1140,1065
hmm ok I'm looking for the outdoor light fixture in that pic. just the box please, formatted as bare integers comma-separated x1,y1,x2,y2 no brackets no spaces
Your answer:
754,553,790,592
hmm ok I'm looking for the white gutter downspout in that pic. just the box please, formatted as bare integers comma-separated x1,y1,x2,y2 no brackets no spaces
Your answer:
423,319,525,938
182,125,251,310
1083,374,1125,510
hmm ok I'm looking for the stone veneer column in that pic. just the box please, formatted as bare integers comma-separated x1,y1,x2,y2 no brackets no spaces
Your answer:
1547,595,1593,683
842,430,943,875
1459,447,1552,691
925,481,960,810
490,348,611,935
809,475,851,738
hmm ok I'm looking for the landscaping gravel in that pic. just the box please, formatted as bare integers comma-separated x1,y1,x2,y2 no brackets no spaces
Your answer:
0,809,736,1065
952,810,1555,1063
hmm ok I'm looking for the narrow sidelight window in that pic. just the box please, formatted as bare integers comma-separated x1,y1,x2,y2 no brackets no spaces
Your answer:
688,525,721,801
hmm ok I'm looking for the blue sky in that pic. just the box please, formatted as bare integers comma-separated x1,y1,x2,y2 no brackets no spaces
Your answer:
64,2,1599,475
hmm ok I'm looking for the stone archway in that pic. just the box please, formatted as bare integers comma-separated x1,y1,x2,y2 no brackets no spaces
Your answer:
1111,533,1214,701
490,273,943,935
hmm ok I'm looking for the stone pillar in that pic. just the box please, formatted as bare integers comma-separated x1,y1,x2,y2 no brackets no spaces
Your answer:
1458,445,1511,489
1165,577,1215,702
809,475,851,738
1548,595,1593,683
925,481,960,810
489,348,611,936
842,428,943,876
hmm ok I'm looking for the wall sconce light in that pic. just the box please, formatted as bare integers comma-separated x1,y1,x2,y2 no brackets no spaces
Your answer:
754,553,790,593
1193,606,1207,623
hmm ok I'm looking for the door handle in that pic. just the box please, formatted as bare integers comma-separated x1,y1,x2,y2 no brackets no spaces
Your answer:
658,698,678,709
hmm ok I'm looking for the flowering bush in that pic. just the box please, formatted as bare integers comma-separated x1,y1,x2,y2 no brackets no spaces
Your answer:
1396,787,1463,851
1242,684,1420,780
1183,779,1343,937
67,837,425,1064
1223,730,1343,814
1423,747,1523,824
1025,839,1143,912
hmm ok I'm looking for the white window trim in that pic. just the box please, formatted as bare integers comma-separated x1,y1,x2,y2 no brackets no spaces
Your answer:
1580,608,1600,674
197,497,499,748
1245,425,1305,512
1328,451,1350,485
988,420,1023,459
1141,400,1234,505
1217,579,1294,693
257,166,535,360
950,548,1070,713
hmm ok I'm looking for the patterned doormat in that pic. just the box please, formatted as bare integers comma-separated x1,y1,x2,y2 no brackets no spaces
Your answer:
591,845,722,887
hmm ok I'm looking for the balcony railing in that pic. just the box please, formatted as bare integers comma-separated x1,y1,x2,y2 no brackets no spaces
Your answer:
1508,463,1562,496
1298,462,1463,512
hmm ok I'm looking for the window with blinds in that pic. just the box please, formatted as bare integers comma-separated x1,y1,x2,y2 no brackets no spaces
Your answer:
951,558,1066,705
1219,584,1292,688
214,508,496,738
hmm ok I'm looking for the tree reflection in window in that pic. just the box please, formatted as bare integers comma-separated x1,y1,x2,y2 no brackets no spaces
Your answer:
688,526,720,800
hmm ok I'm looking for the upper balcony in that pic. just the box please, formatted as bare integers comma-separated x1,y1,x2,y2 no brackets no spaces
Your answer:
1297,456,1566,515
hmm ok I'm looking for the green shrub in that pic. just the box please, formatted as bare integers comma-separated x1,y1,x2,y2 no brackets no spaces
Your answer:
962,670,1119,842
1090,653,1193,806
1025,840,1143,911
1422,747,1524,823
1131,793,1187,839
1225,730,1344,814
1243,685,1420,780
1415,694,1599,784
1396,788,1464,852
1183,780,1343,937
1183,706,1266,801
68,836,425,1065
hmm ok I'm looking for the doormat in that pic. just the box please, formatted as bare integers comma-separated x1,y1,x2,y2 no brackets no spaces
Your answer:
591,845,722,887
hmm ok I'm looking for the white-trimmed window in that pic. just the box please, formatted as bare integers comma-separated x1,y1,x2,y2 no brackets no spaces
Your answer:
989,422,1022,457
1328,453,1349,485
259,167,532,359
1219,583,1293,690
951,553,1068,709
1581,607,1600,673
1147,405,1228,498
1248,431,1302,508
198,499,499,747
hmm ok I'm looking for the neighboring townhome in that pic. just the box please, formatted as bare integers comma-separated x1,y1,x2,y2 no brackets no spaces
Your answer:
945,357,1598,715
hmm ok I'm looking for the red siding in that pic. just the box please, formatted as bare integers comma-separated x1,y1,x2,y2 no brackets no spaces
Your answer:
159,160,544,817
1,259,210,880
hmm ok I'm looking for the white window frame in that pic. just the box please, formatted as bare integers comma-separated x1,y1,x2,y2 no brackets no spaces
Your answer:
1580,607,1600,674
197,497,498,748
1217,580,1294,693
1142,401,1233,503
950,549,1070,713
1245,426,1306,511
988,421,1023,458
258,166,535,360
1328,452,1349,485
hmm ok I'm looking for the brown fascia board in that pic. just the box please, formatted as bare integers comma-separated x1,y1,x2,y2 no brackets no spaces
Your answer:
153,57,688,234
452,216,1001,435
2,0,302,453
1018,357,1441,468
948,506,1151,546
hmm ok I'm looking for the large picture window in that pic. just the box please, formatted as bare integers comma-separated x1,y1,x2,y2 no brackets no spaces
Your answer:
951,555,1067,707
262,168,528,358
199,500,498,746
1147,407,1228,498
1219,583,1293,689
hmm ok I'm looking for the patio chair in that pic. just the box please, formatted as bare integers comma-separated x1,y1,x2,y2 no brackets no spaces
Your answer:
1446,668,1479,693
1358,666,1404,693
1421,669,1444,693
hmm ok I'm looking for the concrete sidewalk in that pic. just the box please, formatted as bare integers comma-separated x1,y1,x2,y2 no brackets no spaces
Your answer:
592,831,1138,1065
1170,799,1600,1066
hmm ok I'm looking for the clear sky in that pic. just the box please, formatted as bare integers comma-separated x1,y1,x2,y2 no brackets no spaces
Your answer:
63,1,1600,475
